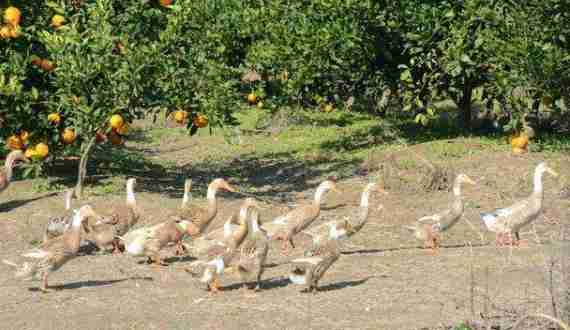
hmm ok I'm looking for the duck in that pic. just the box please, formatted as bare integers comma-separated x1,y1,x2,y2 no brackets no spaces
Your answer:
405,173,476,253
288,238,341,293
235,206,269,294
3,205,98,292
120,219,196,268
0,150,29,195
43,189,82,242
187,198,260,294
480,162,558,246
264,180,341,255
177,178,237,236
303,182,385,251
90,178,139,253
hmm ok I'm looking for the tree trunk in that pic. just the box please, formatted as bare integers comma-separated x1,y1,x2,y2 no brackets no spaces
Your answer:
460,81,473,130
74,136,97,200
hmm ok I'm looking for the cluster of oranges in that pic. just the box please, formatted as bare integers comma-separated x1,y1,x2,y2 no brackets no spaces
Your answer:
0,6,21,40
247,92,263,109
106,114,129,146
172,110,209,128
6,131,49,160
47,113,77,146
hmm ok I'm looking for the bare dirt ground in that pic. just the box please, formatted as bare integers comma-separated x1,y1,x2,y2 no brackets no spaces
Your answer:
1,138,569,329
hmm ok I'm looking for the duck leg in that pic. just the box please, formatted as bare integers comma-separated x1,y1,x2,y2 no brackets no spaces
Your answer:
174,241,186,256
111,240,122,254
208,277,222,295
280,238,295,256
40,273,53,293
513,232,529,248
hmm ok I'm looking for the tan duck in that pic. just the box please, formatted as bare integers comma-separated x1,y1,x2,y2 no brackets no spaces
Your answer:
178,178,237,237
3,205,98,292
43,189,82,242
169,178,193,218
235,207,269,293
0,150,29,195
480,162,558,246
264,180,340,254
405,173,476,253
304,182,385,249
90,178,139,253
120,219,195,267
188,198,260,294
288,238,341,293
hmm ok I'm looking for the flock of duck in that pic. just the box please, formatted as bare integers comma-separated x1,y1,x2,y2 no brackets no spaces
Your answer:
0,149,561,295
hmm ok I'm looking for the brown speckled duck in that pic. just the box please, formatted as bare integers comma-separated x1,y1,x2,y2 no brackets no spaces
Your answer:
264,180,340,255
43,189,82,242
289,238,341,293
3,205,98,292
178,178,237,237
90,178,139,253
0,150,28,195
188,198,260,294
304,182,385,250
235,207,269,294
405,174,475,253
480,162,558,246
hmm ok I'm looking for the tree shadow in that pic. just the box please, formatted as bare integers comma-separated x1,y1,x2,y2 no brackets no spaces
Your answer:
28,276,153,291
0,192,58,212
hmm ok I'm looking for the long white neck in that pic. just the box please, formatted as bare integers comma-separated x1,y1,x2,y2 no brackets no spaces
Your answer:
251,212,260,233
533,169,544,194
71,211,83,228
65,192,72,210
223,219,232,238
207,185,218,200
182,190,191,208
453,180,462,197
360,188,372,207
314,186,329,205
4,157,16,182
239,205,249,223
126,181,136,206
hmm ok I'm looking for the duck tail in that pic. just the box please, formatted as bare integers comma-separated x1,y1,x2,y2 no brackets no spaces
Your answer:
3,260,38,279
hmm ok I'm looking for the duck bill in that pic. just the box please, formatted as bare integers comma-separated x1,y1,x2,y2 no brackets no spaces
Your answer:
464,176,477,185
223,183,237,192
376,187,389,195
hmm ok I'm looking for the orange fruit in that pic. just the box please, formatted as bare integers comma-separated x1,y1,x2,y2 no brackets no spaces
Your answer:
51,15,65,29
109,114,124,129
108,131,123,146
24,147,37,159
40,59,55,72
95,131,106,143
48,113,61,125
35,143,49,158
6,135,23,150
0,25,11,39
174,110,188,123
4,7,21,27
61,128,76,144
115,124,129,136
31,57,43,67
247,92,257,104
193,114,209,128
257,101,264,109
19,130,29,145
159,0,173,7
323,104,334,113
7,25,19,38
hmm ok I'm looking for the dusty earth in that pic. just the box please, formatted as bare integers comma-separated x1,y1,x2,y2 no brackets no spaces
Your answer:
0,139,569,329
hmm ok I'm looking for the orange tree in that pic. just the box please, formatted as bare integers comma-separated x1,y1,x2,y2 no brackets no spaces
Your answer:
1,1,163,198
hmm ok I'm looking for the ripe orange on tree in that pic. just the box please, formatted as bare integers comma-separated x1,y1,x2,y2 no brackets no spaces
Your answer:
108,131,123,146
51,15,65,29
247,92,258,104
109,114,124,129
159,0,173,7
6,135,23,150
48,113,61,125
24,147,37,159
174,110,188,124
61,128,76,144
193,114,209,128
0,25,11,39
3,6,21,27
34,143,49,158
115,124,129,136
19,130,29,145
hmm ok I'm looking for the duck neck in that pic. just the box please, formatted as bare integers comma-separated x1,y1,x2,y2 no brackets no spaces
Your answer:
205,185,219,224
360,188,372,208
64,191,72,210
452,179,462,198
231,222,248,249
126,181,136,208
533,169,544,194
181,191,191,209
313,186,329,207
3,156,16,182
